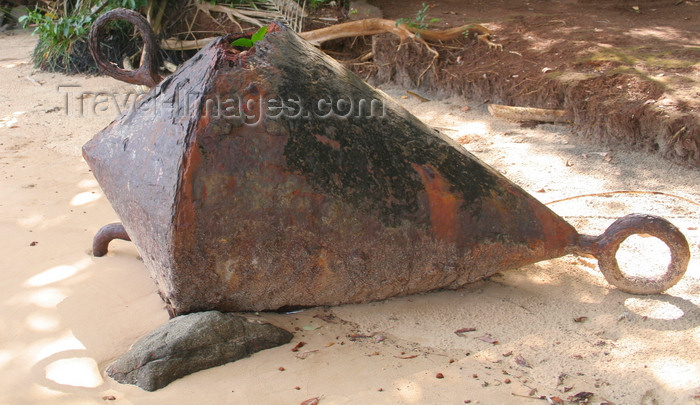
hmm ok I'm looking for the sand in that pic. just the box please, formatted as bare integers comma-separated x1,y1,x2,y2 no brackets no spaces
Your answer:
1,29,698,405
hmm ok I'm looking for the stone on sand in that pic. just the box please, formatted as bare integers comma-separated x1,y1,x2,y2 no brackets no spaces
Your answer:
106,311,293,391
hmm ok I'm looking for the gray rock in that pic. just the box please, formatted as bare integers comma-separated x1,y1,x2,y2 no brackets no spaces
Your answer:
106,311,293,391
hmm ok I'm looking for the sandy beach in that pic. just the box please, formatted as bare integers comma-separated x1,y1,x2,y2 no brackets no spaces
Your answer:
1,28,698,404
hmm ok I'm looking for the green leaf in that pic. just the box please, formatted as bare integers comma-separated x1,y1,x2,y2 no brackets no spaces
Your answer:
232,37,253,48
251,26,267,43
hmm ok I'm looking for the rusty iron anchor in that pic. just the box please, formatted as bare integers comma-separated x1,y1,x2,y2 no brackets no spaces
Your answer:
86,10,690,316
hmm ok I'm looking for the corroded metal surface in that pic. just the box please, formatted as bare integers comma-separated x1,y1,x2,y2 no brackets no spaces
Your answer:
85,13,689,316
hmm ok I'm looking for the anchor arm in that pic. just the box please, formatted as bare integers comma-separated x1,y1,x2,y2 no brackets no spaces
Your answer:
576,214,690,294
93,222,131,257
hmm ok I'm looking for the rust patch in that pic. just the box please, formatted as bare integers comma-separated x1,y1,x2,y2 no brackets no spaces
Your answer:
528,197,578,253
411,163,462,242
174,138,202,236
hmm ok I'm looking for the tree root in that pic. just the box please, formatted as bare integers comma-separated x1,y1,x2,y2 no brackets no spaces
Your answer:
159,18,502,53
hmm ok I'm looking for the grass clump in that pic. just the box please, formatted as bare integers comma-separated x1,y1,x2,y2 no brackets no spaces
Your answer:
19,0,146,73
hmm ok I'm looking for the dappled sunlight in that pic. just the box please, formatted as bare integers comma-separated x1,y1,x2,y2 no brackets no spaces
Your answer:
70,179,103,206
519,261,563,287
393,378,423,403
0,111,25,129
70,191,102,206
17,213,46,228
26,312,62,333
0,350,12,369
649,357,700,391
525,272,558,286
15,213,72,232
77,179,100,189
45,357,103,388
526,37,567,53
624,298,684,320
450,120,489,136
23,258,92,288
26,288,68,308
24,266,78,288
610,336,648,358
576,290,605,305
26,331,86,364
30,385,65,400
626,27,691,42
0,245,154,400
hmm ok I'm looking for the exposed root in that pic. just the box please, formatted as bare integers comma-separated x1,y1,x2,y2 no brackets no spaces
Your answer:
160,18,502,54
300,18,501,49
408,23,503,51
300,18,416,45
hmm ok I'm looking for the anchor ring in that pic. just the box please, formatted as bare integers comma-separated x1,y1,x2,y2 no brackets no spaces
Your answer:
579,214,690,294
88,8,162,87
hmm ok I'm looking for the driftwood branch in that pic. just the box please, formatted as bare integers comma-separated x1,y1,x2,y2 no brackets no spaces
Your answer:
487,104,570,123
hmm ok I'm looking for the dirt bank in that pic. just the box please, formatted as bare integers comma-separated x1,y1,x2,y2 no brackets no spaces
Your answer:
357,0,700,166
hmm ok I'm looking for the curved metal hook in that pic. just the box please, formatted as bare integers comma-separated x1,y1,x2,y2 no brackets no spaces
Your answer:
88,8,163,87
93,222,131,257
578,214,690,294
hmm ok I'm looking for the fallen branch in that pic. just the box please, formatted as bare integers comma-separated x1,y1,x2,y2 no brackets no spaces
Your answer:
488,104,571,123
